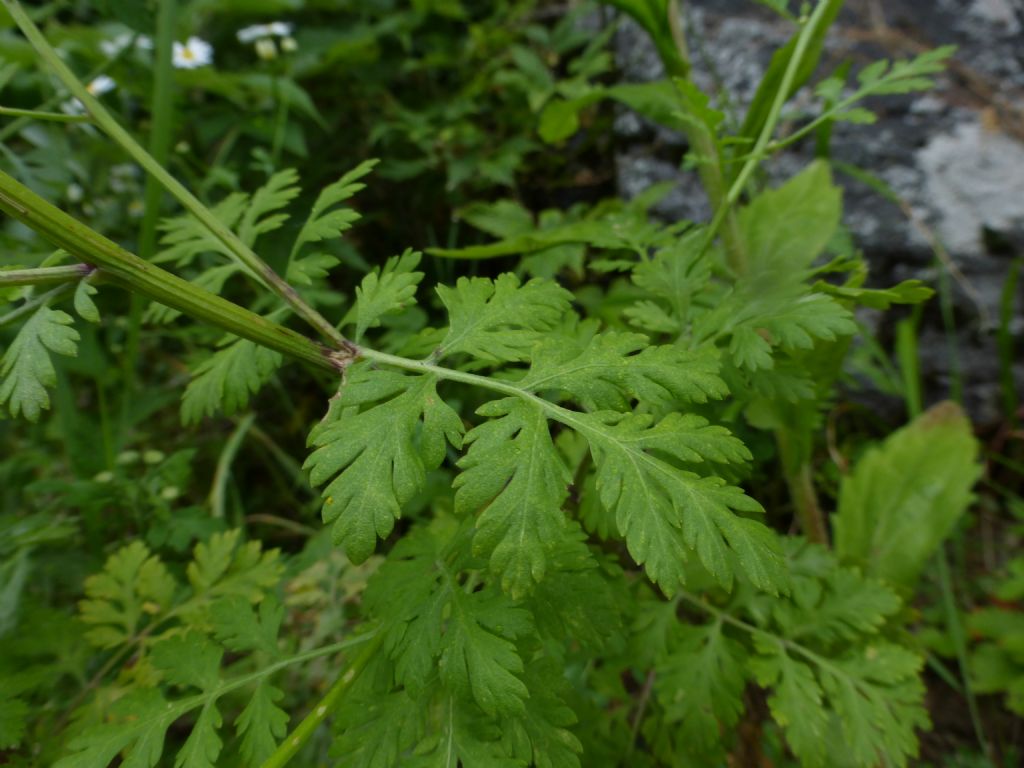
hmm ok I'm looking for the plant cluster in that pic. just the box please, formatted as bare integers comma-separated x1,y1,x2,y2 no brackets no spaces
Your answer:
0,1,1020,766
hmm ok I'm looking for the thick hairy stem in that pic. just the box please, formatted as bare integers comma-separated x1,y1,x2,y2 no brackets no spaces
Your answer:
1,0,350,350
0,170,348,372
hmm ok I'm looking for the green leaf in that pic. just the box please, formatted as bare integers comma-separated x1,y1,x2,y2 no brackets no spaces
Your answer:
834,401,981,589
348,249,425,342
79,540,176,648
331,690,424,768
814,278,934,310
441,589,532,717
238,169,300,247
0,305,79,422
520,329,727,411
738,0,844,143
174,701,223,768
185,529,283,602
305,366,464,562
655,621,748,755
211,595,285,657
151,633,223,692
437,274,573,362
181,336,283,425
576,409,784,594
155,194,248,267
739,160,842,277
455,397,571,598
73,281,100,323
236,680,289,765
292,159,378,256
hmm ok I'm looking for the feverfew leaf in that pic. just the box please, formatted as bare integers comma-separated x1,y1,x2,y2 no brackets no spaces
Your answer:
151,633,223,692
181,337,283,425
455,398,572,597
331,690,424,768
237,680,289,765
73,280,100,323
441,589,532,717
174,702,223,768
437,274,573,362
238,169,300,247
520,330,727,411
304,365,464,562
0,699,28,749
186,529,283,602
834,402,981,589
655,621,748,754
53,689,181,768
79,540,176,648
577,410,783,593
0,305,79,422
292,159,378,255
210,595,285,657
349,249,425,341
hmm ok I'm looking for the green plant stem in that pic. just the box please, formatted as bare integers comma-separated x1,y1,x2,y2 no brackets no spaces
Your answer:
1,0,351,352
701,0,832,259
209,413,255,523
662,4,748,273
776,427,829,546
0,105,90,122
0,169,345,372
260,630,385,768
0,282,74,327
0,263,92,286
935,547,991,759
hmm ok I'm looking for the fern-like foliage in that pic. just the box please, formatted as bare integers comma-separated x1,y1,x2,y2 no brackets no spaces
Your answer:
50,531,329,767
0,304,79,421
640,540,928,768
307,266,787,598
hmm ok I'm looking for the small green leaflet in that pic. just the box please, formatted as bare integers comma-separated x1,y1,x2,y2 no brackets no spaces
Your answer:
304,365,464,562
0,305,79,422
237,169,300,247
436,274,573,362
291,159,378,259
362,527,532,717
455,398,571,599
344,249,425,341
73,281,100,323
578,409,785,594
181,336,283,425
520,329,727,411
655,621,747,756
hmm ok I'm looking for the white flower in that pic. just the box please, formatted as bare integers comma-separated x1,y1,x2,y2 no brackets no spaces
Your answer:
172,37,213,69
100,31,154,57
66,183,84,203
88,75,117,95
237,21,293,44
280,36,297,53
61,75,116,115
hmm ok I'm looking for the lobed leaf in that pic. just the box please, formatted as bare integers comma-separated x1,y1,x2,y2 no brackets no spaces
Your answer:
304,366,464,562
0,305,79,422
436,274,573,362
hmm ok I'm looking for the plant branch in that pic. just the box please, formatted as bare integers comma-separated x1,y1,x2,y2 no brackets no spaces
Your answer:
260,630,386,768
700,0,832,260
0,281,74,327
1,0,352,351
0,263,93,286
0,104,90,123
0,169,346,372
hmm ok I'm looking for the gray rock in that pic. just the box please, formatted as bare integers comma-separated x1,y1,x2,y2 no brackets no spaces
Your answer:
611,0,1024,424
